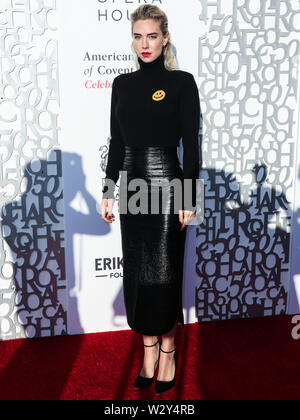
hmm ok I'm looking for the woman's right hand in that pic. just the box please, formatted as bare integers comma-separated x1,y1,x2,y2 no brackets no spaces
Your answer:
101,198,116,223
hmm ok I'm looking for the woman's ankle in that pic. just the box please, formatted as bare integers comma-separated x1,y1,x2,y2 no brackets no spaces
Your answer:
143,336,159,346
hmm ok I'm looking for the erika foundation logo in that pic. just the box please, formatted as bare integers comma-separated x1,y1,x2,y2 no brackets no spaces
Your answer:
95,257,123,279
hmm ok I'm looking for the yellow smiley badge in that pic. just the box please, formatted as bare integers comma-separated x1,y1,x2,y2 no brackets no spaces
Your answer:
152,90,166,101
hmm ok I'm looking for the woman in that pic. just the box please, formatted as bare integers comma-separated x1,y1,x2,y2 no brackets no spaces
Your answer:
101,5,200,395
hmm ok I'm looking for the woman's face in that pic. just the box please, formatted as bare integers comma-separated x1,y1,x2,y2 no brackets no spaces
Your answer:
132,19,169,63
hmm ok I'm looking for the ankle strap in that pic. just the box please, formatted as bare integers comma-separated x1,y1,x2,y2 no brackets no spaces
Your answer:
144,339,160,348
160,345,176,353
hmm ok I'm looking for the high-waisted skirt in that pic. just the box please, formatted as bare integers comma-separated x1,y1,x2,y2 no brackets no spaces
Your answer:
119,146,187,336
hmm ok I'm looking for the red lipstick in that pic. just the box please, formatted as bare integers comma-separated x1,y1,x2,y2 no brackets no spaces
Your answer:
142,52,152,57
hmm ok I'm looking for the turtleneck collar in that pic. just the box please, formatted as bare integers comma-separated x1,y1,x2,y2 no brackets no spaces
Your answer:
138,51,167,74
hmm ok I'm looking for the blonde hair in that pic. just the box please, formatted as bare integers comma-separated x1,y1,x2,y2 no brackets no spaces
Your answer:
130,5,179,71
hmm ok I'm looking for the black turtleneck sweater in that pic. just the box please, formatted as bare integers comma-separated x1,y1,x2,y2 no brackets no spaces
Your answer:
102,51,201,210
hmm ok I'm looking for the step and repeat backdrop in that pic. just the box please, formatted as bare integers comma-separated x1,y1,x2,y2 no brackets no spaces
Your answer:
0,0,300,340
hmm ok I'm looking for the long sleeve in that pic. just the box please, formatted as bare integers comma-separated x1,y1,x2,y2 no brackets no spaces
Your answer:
179,73,201,211
102,77,125,199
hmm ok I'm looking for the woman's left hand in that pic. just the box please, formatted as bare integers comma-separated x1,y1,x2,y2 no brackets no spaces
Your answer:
179,210,196,231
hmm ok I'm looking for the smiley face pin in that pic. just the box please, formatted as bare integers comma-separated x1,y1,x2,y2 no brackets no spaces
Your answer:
152,90,166,101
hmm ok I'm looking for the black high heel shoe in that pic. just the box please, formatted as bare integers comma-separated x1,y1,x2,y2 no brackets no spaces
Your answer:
155,346,177,395
134,339,161,390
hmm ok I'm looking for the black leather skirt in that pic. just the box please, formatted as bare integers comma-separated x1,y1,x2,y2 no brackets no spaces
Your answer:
119,146,187,336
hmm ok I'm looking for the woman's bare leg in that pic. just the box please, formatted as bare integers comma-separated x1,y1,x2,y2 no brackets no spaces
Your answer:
157,321,177,381
141,335,160,378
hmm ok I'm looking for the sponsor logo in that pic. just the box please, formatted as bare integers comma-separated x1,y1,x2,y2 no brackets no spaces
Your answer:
95,257,123,279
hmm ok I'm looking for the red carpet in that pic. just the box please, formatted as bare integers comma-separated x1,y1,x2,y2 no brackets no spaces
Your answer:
0,314,300,400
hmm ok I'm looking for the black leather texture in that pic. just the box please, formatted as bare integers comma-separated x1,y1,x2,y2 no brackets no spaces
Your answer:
119,146,187,336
